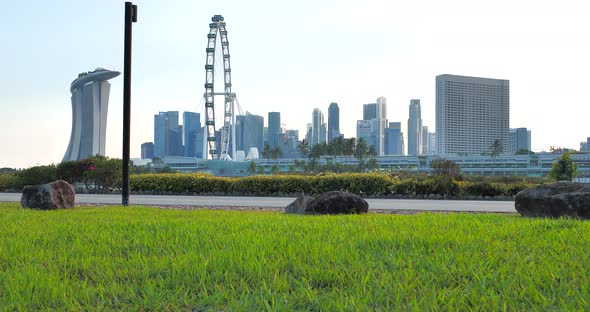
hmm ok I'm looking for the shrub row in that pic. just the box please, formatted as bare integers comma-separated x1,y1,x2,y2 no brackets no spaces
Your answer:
129,173,537,197
131,173,232,194
228,173,393,195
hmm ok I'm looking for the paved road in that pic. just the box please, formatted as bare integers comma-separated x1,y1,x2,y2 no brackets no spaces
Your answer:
0,193,516,213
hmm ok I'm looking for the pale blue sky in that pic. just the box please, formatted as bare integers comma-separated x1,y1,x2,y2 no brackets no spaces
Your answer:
1,0,589,168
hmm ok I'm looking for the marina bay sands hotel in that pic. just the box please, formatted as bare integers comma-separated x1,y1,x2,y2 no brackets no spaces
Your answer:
62,68,119,161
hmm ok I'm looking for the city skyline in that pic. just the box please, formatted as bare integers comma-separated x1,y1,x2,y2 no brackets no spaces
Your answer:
2,0,590,168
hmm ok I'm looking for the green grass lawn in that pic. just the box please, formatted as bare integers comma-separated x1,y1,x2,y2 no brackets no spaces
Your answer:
1,203,589,311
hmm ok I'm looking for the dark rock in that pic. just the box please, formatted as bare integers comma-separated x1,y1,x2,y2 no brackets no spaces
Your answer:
21,180,75,210
285,193,311,214
515,182,590,219
305,191,368,214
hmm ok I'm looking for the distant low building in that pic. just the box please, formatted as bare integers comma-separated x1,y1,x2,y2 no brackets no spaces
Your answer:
141,142,154,159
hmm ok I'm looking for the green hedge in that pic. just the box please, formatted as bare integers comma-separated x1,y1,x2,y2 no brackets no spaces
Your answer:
130,173,233,193
231,173,392,195
128,173,537,197
459,181,534,197
131,173,393,196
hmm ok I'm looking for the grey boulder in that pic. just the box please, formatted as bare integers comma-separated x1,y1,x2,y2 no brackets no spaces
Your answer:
21,180,76,210
515,182,590,219
285,191,369,215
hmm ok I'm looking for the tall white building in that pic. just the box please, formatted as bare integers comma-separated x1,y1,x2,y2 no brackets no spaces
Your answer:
421,126,429,155
428,132,437,155
63,68,120,161
436,74,509,155
407,99,422,155
375,96,387,155
311,108,326,146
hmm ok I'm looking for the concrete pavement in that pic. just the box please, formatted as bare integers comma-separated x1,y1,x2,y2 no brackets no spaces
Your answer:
0,192,516,213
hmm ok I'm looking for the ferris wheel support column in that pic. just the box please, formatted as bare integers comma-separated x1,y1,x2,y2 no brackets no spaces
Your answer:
231,96,236,158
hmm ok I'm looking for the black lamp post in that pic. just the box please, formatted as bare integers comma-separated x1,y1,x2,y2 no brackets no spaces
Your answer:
122,2,137,206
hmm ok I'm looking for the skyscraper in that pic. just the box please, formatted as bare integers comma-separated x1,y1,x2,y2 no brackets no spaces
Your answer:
421,126,430,155
516,128,531,152
356,120,378,149
436,74,509,155
375,96,387,155
428,132,437,155
183,112,202,158
509,127,532,153
63,68,120,161
141,142,154,159
384,122,404,155
407,99,423,155
154,111,182,157
236,112,264,156
363,103,377,121
328,102,340,143
268,112,281,148
311,108,326,146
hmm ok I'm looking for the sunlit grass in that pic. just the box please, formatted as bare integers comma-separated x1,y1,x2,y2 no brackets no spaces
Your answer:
0,203,589,310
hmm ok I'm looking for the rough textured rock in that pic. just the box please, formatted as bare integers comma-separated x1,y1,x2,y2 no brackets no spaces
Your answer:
304,191,369,214
21,180,75,210
515,182,590,219
284,193,311,214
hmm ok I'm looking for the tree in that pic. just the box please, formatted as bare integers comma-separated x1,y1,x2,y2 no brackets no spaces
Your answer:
367,145,377,158
270,147,283,162
430,158,462,196
293,159,306,173
17,165,57,186
247,161,257,176
57,160,91,184
256,165,265,175
549,152,578,181
262,144,272,162
84,155,122,192
344,138,356,164
354,138,368,172
271,164,280,175
367,158,379,171
489,139,503,176
297,139,310,158
430,158,463,180
309,143,327,160
330,136,345,163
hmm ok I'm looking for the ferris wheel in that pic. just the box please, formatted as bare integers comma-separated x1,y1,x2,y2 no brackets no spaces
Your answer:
204,14,236,160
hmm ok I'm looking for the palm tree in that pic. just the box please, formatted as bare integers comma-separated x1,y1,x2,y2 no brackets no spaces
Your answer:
367,145,377,158
344,138,356,164
247,161,257,176
262,144,272,162
297,139,310,158
310,143,326,160
271,147,283,162
355,138,368,172
331,136,345,164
